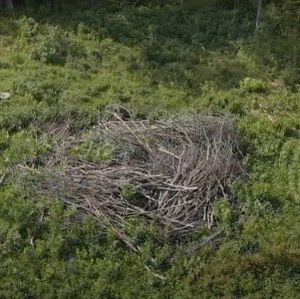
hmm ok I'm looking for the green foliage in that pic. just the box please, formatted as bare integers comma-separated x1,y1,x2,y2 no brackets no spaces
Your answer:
213,199,233,227
18,16,39,42
69,140,114,162
13,72,63,104
31,27,74,65
0,131,51,167
120,184,147,208
240,77,268,93
121,184,138,201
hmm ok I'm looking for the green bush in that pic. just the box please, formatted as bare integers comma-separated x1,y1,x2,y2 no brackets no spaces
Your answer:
13,74,62,104
69,139,114,163
31,27,79,65
240,77,268,93
18,16,39,43
0,131,51,167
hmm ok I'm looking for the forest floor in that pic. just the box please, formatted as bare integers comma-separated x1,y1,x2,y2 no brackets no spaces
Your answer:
0,1,299,298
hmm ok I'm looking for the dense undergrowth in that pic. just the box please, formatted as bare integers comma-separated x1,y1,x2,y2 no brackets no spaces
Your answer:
0,0,299,298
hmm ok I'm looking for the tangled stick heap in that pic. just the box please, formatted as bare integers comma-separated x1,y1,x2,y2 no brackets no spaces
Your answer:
34,114,243,238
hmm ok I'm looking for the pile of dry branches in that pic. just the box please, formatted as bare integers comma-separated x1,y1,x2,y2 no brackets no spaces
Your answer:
25,113,244,240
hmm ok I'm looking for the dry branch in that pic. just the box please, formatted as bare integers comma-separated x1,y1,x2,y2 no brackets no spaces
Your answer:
20,113,244,239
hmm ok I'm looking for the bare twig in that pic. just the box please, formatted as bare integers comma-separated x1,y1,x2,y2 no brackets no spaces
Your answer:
19,114,244,240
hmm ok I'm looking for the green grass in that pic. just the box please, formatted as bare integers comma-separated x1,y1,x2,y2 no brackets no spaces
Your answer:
0,0,299,298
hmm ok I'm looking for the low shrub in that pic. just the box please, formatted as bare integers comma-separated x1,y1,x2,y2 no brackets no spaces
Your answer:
31,27,70,65
240,77,268,93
